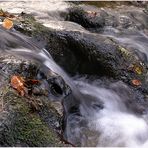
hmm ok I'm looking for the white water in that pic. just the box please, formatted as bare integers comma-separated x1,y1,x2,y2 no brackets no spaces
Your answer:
1,1,148,147
0,0,69,22
67,81,148,147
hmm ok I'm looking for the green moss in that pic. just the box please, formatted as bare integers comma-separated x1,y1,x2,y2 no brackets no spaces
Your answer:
118,46,133,62
14,14,53,41
1,89,63,146
13,113,61,146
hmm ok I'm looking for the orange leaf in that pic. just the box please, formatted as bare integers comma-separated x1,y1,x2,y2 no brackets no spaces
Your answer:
131,79,141,86
2,18,13,29
11,75,25,96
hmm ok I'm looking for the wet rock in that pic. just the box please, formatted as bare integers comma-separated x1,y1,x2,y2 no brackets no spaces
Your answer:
0,53,71,146
13,13,148,86
12,11,148,99
65,6,105,29
65,4,148,31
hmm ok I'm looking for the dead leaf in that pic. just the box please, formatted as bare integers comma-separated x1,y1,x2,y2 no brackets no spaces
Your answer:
11,75,25,96
2,18,13,29
128,64,143,75
131,79,141,86
133,65,142,75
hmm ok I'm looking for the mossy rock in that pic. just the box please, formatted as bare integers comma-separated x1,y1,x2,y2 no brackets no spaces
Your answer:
0,54,71,147
0,89,67,147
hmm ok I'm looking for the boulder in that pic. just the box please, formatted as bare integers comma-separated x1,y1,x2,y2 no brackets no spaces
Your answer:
13,15,148,86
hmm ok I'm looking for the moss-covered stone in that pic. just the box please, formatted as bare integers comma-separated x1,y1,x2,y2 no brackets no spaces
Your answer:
0,88,66,147
0,54,71,147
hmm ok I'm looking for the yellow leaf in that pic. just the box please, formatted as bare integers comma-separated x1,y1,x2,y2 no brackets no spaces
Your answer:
134,66,142,75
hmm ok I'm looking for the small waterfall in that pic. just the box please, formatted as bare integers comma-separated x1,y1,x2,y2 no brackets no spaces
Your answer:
0,1,148,147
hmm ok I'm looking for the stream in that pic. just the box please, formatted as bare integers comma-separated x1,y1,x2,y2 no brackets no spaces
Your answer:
0,1,148,147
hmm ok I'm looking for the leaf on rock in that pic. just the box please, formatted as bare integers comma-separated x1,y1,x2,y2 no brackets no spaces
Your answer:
2,18,13,29
131,79,141,86
11,75,41,97
11,75,25,96
128,64,143,75
133,65,142,75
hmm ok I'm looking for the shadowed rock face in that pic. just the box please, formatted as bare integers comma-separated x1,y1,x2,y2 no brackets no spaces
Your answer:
66,4,148,31
65,6,105,29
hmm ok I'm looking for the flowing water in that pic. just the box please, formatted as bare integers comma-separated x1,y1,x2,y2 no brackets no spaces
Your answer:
0,1,148,147
101,27,148,63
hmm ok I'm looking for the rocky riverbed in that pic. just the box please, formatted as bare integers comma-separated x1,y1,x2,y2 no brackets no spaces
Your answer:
0,1,148,147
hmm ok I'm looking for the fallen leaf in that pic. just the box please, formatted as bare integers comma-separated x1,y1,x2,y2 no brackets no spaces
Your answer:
133,65,142,75
2,18,13,29
131,79,141,86
11,75,25,96
128,64,143,75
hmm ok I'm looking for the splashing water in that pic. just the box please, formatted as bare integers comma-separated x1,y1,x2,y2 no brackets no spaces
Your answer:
64,81,148,147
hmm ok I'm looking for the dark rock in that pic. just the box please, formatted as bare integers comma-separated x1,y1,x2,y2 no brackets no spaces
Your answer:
65,4,148,31
65,6,105,29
